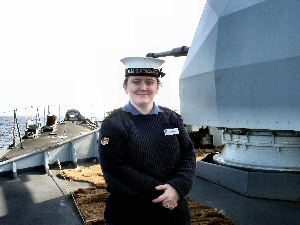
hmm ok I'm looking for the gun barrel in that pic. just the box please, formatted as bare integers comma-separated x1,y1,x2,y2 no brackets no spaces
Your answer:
146,46,189,58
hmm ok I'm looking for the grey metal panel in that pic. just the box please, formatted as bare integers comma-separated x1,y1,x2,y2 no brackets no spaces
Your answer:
247,172,300,201
0,163,11,173
196,158,300,201
214,58,300,130
196,160,249,195
180,57,300,131
15,153,44,169
73,132,99,159
48,143,72,163
180,71,218,126
47,132,99,164
180,0,300,131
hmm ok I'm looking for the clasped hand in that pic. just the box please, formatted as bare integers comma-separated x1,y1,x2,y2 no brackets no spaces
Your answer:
152,184,180,210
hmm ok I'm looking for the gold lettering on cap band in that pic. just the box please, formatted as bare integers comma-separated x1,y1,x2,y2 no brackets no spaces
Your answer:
125,68,159,77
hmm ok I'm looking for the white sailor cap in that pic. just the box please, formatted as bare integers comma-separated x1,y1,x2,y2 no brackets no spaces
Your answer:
120,57,166,78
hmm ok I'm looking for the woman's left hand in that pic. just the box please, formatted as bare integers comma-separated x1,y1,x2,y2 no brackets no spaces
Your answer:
152,184,180,210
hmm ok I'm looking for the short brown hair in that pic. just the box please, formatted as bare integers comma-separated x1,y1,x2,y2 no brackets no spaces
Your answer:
123,77,161,88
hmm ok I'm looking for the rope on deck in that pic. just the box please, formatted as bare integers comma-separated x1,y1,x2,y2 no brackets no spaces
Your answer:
56,159,87,225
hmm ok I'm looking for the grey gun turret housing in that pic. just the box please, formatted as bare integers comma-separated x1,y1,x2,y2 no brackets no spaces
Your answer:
180,0,300,131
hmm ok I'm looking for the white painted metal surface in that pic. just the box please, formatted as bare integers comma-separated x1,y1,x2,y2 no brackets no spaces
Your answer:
214,129,300,171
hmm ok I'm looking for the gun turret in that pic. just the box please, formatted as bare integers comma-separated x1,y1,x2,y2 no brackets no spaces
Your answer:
146,46,189,58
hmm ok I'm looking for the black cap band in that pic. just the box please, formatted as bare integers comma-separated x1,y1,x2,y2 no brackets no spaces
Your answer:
125,68,159,77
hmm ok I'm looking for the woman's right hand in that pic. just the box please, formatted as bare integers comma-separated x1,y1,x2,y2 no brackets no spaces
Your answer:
151,184,180,210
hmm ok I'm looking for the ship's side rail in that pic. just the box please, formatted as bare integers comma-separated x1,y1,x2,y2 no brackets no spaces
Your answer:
0,129,99,177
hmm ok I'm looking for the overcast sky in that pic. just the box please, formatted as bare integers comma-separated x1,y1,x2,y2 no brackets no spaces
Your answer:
0,0,206,119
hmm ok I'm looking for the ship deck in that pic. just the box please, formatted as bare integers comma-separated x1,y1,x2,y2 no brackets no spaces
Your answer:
0,121,299,224
0,164,95,225
189,174,300,225
0,165,299,225
0,120,100,224
0,121,97,161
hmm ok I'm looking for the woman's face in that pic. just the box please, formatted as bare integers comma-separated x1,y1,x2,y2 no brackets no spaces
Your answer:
124,76,160,108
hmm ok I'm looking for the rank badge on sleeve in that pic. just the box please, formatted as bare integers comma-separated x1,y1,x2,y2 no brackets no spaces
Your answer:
101,137,109,145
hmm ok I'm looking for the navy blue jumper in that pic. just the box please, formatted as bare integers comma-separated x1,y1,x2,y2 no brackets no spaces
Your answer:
99,102,196,225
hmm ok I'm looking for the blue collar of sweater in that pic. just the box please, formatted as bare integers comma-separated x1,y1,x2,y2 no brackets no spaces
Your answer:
122,101,164,115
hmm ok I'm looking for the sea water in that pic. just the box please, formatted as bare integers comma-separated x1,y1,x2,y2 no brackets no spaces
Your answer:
0,116,27,151
0,114,102,152
0,115,62,151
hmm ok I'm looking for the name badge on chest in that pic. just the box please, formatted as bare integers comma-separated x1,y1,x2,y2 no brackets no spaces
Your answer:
164,128,179,136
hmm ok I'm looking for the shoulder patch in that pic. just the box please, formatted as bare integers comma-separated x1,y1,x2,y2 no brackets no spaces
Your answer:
101,137,109,145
